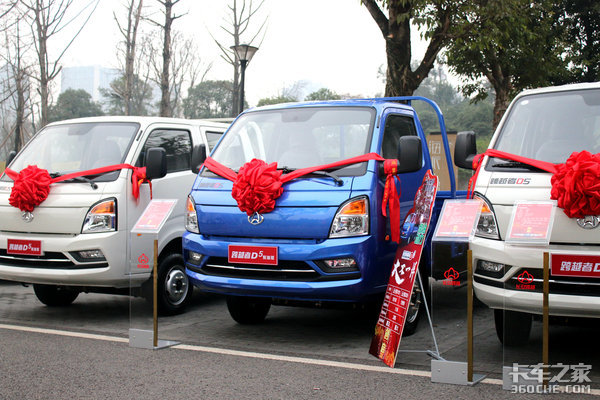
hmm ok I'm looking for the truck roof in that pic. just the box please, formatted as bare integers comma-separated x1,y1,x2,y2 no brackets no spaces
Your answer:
243,98,417,114
45,115,230,130
516,81,600,98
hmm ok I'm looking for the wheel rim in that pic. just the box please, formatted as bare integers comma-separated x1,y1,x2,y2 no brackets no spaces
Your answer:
405,286,421,324
165,267,189,306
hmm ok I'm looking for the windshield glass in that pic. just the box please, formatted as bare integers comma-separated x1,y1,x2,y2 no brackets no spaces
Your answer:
208,106,375,176
494,88,600,164
2,122,139,182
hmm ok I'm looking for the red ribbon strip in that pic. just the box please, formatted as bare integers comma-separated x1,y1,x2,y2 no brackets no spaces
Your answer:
4,164,150,212
468,149,600,218
203,153,404,242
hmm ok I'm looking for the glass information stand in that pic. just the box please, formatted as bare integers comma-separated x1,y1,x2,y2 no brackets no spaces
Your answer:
430,199,485,385
129,199,178,349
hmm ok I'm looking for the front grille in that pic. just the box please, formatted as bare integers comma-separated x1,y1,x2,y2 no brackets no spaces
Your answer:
194,256,359,282
475,268,600,297
0,249,108,269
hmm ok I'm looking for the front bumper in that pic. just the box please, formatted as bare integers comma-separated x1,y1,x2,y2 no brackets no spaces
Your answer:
0,230,147,288
183,233,392,302
470,237,600,318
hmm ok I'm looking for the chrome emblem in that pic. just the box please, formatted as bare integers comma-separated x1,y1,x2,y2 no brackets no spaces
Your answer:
248,212,264,225
22,211,34,223
577,215,600,230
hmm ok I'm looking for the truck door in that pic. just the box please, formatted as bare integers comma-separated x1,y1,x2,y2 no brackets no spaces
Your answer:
379,110,427,216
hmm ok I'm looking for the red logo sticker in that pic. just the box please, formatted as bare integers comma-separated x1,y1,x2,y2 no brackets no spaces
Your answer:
7,239,42,256
137,253,150,269
228,245,278,266
516,270,535,290
443,267,460,286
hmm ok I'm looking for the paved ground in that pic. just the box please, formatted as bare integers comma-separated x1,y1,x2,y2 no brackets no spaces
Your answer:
1,280,599,398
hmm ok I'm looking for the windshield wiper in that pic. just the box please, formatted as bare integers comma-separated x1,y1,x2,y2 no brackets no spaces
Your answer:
278,166,343,186
49,173,98,189
491,161,542,171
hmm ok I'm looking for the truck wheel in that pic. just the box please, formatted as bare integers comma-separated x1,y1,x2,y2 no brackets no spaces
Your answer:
157,253,193,316
33,284,79,307
494,309,532,346
402,282,424,336
226,295,271,324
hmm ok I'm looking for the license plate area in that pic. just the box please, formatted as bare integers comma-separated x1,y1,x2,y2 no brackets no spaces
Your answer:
551,253,600,278
7,239,43,256
228,245,278,266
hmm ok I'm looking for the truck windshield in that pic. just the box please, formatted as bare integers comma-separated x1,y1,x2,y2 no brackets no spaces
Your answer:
2,122,139,182
494,88,600,164
208,106,375,176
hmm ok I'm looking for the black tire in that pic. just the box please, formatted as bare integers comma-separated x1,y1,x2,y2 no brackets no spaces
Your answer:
226,295,271,324
157,253,193,316
494,309,532,346
33,284,79,307
402,276,426,336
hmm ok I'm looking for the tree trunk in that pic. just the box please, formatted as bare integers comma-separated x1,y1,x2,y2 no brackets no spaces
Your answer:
492,86,510,131
159,0,173,117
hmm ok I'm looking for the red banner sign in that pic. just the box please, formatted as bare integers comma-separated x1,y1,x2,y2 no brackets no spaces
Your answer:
369,170,438,367
7,239,42,256
551,253,600,278
228,245,278,266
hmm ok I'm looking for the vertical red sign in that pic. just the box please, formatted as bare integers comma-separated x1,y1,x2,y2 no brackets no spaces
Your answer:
369,170,438,367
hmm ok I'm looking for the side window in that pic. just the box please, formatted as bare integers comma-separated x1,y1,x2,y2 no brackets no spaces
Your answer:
137,129,192,173
381,114,417,159
206,131,224,152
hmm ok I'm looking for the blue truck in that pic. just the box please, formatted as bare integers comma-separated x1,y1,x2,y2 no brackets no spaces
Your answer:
182,97,464,334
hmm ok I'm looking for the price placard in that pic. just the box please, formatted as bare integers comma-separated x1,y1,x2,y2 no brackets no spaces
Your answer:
433,199,482,241
506,201,556,245
132,199,178,234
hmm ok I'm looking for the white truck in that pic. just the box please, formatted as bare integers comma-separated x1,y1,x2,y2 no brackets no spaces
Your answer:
454,82,600,345
0,116,228,314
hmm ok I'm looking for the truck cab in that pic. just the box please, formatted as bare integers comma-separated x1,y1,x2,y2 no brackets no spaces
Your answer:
183,98,461,330
454,83,600,345
0,116,228,314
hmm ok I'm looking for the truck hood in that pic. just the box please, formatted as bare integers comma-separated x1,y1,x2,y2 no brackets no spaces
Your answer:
479,171,600,244
191,176,355,239
0,181,117,235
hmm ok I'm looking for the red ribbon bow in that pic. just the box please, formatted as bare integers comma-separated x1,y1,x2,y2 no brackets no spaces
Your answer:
469,149,600,218
4,164,151,212
203,153,404,242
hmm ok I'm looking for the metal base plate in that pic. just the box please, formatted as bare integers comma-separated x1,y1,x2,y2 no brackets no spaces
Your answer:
129,329,179,350
431,360,486,386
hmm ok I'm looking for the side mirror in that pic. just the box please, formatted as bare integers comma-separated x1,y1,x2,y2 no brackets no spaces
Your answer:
454,131,477,169
7,151,16,166
396,136,422,173
145,147,167,180
191,144,207,174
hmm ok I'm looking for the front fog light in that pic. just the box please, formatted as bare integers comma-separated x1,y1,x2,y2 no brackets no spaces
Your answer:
70,249,106,262
316,258,359,273
187,251,203,265
476,260,509,278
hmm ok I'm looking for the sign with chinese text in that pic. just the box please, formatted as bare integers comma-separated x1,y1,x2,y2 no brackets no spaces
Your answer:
506,201,556,245
7,239,42,256
228,245,278,266
132,199,178,234
369,170,438,367
433,199,482,241
551,253,600,278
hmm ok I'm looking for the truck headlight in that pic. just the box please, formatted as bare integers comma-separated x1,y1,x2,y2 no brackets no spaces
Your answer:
329,196,369,238
185,195,199,233
82,198,117,233
474,193,499,240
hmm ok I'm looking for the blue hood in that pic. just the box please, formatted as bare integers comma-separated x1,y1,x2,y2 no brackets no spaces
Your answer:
191,176,355,239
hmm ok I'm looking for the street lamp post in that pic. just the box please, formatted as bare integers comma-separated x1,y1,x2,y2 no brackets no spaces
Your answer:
231,44,259,115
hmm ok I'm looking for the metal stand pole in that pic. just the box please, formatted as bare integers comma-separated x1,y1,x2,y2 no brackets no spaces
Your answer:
467,249,474,382
543,252,550,390
153,239,158,348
